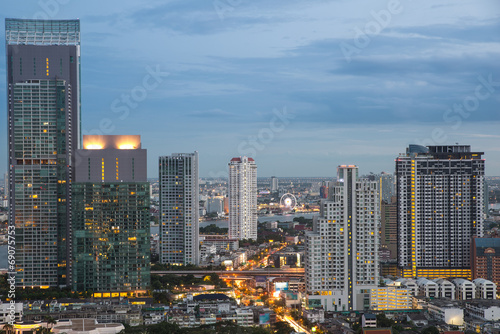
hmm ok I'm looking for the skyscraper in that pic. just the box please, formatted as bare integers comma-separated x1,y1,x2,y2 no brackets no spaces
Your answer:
271,176,278,192
306,165,379,311
159,152,199,266
228,157,257,241
380,196,397,260
396,145,485,279
6,19,81,287
72,135,150,295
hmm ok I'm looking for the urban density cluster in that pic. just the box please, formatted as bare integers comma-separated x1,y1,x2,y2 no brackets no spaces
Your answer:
1,18,500,334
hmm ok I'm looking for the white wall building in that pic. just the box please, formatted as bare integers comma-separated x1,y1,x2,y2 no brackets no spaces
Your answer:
416,277,438,298
473,278,497,300
395,278,419,296
428,299,464,326
159,152,199,265
432,278,455,299
466,300,500,322
453,278,476,300
306,165,379,311
0,302,23,323
228,157,257,241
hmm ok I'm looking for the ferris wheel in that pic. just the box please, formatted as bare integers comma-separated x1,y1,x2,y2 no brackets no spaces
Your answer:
280,193,297,210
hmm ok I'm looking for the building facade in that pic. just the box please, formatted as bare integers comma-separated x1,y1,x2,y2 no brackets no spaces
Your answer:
228,157,257,241
271,176,278,192
306,165,379,311
380,196,397,260
159,152,199,265
6,19,81,287
472,238,500,294
396,145,485,279
72,135,150,295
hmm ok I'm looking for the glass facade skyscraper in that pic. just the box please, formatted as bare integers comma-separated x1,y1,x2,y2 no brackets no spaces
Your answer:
6,19,81,287
72,135,150,295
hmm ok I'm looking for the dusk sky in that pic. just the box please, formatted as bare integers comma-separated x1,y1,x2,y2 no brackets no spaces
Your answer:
1,0,499,177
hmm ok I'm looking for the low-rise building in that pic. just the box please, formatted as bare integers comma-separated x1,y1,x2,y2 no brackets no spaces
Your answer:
433,279,455,299
453,279,476,300
427,299,464,326
52,319,125,334
394,278,418,296
361,313,377,328
472,278,497,299
416,278,438,298
465,299,500,322
406,313,428,327
370,285,411,310
0,302,23,323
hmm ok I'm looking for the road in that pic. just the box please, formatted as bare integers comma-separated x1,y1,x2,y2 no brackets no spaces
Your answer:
278,314,311,334
152,268,304,277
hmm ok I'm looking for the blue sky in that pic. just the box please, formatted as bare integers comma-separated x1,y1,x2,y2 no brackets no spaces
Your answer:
1,0,499,177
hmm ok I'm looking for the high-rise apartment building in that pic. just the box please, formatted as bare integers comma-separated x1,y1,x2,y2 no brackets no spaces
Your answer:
471,238,500,294
228,157,257,241
381,196,397,260
377,172,395,205
159,152,199,266
6,19,81,287
396,145,485,279
72,135,150,295
306,165,379,311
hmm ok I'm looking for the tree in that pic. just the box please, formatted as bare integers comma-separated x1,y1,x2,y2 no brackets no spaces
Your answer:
376,313,394,328
44,316,57,330
421,326,440,334
272,321,294,334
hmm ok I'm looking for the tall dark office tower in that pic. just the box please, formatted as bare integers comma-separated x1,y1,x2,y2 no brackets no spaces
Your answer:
6,19,81,287
396,145,485,279
72,136,150,295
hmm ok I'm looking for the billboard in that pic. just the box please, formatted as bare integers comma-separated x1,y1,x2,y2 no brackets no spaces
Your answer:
259,313,270,325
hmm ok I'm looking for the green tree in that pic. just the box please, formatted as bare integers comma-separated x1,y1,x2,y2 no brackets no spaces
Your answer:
272,321,294,334
421,326,440,334
376,313,394,328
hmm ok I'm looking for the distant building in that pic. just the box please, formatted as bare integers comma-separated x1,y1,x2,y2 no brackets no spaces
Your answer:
159,152,200,265
271,176,279,192
380,196,397,260
376,172,395,205
207,197,224,214
228,157,257,241
306,165,379,311
472,238,500,293
397,145,485,279
72,135,150,295
319,181,329,199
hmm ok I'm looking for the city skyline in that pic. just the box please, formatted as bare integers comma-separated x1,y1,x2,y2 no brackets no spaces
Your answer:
0,1,499,178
